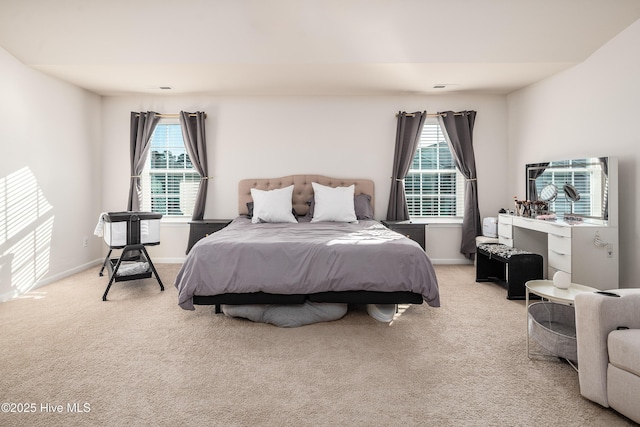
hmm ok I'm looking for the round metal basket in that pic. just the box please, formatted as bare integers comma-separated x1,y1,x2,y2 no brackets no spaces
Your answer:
528,302,577,362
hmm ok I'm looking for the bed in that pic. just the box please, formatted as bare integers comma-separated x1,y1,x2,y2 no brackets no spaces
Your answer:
174,175,440,315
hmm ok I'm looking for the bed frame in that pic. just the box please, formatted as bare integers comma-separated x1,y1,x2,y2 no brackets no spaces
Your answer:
192,174,424,311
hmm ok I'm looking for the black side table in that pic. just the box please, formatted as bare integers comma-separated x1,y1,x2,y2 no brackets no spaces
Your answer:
186,219,232,254
381,220,426,250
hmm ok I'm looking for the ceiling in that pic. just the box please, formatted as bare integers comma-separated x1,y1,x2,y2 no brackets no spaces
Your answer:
1,0,640,97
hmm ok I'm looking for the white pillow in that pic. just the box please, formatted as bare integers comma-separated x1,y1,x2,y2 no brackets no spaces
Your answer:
250,185,298,224
311,182,357,223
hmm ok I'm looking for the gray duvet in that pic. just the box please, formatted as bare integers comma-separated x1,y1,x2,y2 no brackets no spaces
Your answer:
175,217,440,310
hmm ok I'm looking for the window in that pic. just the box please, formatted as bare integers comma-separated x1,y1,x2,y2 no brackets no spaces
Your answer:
141,120,200,217
404,119,465,217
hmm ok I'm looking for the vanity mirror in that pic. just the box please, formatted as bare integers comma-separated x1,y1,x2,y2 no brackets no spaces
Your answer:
526,157,614,222
539,184,558,202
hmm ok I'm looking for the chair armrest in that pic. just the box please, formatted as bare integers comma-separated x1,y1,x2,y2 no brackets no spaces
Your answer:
575,292,640,407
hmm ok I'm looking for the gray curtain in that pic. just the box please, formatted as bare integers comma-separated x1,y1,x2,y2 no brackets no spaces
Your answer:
438,111,480,259
128,111,160,212
527,163,549,201
179,111,208,220
386,111,427,221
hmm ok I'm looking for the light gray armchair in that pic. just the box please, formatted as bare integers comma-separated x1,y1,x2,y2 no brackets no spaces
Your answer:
574,290,640,423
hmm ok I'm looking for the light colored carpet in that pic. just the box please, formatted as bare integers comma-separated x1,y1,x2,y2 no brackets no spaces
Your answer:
0,264,635,427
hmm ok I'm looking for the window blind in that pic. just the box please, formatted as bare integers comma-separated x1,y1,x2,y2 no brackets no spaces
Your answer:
405,120,465,217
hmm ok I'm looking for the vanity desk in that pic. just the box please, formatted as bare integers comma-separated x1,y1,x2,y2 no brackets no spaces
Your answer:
498,215,618,290
500,156,619,291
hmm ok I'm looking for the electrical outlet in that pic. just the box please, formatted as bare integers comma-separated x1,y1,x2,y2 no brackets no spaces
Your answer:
83,236,89,248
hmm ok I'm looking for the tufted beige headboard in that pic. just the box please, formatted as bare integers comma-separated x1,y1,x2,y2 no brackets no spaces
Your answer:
238,175,375,217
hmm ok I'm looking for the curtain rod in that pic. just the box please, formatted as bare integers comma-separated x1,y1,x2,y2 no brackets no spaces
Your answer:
396,112,465,118
135,113,207,118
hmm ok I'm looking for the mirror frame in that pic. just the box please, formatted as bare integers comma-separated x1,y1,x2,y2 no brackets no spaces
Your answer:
539,183,558,202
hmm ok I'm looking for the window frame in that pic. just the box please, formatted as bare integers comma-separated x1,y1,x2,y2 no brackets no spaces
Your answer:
404,118,465,219
141,119,200,220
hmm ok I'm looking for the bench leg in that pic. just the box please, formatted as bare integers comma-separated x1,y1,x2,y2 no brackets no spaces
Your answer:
476,252,506,283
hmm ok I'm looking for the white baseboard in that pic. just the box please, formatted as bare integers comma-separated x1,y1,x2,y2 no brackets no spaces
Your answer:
32,257,183,294
34,258,103,290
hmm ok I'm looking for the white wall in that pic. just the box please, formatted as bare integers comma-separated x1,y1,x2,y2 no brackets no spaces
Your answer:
507,19,640,288
0,47,102,300
3,15,636,295
102,94,508,263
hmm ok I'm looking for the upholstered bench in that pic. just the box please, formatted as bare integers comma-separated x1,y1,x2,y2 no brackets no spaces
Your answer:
476,243,543,299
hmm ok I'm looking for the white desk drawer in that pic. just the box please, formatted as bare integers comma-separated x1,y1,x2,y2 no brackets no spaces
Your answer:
512,217,571,237
499,236,514,247
498,214,513,225
542,222,572,238
498,223,512,239
548,247,572,273
548,233,572,256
